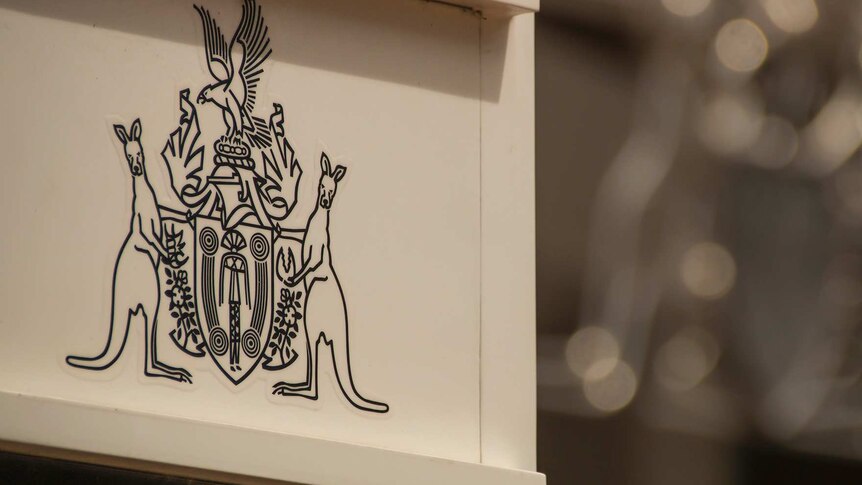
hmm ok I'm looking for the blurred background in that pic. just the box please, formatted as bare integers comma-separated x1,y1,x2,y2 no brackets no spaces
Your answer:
535,0,862,483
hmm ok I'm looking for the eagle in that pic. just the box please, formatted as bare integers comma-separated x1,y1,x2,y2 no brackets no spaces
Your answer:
195,0,272,149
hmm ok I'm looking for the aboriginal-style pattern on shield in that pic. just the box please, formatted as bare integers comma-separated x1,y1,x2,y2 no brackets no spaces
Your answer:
65,0,388,413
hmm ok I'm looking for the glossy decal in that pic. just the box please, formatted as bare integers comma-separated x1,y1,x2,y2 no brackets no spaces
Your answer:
65,0,389,413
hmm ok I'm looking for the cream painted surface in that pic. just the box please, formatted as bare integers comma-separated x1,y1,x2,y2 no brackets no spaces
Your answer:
480,12,536,470
0,391,547,484
0,0,481,461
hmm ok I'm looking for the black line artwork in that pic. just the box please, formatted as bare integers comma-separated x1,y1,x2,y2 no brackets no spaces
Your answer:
272,154,389,413
65,0,388,413
195,0,273,150
66,120,193,384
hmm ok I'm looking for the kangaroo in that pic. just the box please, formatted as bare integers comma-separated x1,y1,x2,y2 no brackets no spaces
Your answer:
272,153,388,413
66,119,192,384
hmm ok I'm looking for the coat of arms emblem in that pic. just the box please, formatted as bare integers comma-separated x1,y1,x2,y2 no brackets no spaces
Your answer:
65,0,389,413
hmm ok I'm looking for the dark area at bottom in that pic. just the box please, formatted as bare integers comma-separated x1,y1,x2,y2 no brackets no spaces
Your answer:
0,450,223,485
538,410,862,485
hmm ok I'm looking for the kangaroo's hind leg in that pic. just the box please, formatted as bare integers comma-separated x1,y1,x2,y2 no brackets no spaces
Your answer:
273,334,319,399
143,307,191,383
138,252,191,383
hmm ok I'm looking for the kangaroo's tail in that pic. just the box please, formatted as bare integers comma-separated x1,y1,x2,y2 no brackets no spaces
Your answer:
66,290,132,371
330,340,389,413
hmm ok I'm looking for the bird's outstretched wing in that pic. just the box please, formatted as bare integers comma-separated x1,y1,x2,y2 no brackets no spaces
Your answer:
232,0,272,115
194,4,232,81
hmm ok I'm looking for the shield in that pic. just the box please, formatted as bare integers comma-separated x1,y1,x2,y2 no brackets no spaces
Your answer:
195,215,274,385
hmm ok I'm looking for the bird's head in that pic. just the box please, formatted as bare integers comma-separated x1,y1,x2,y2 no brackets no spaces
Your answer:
197,86,212,104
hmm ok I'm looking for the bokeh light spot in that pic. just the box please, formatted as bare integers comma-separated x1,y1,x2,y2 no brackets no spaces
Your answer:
565,326,620,379
654,326,720,392
698,91,764,156
661,0,711,18
583,359,638,413
680,242,736,300
715,19,769,72
761,0,818,34
748,116,798,169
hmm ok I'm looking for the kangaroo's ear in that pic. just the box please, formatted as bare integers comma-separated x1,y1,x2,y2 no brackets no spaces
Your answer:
332,165,347,182
320,152,331,175
113,124,128,144
130,118,142,141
